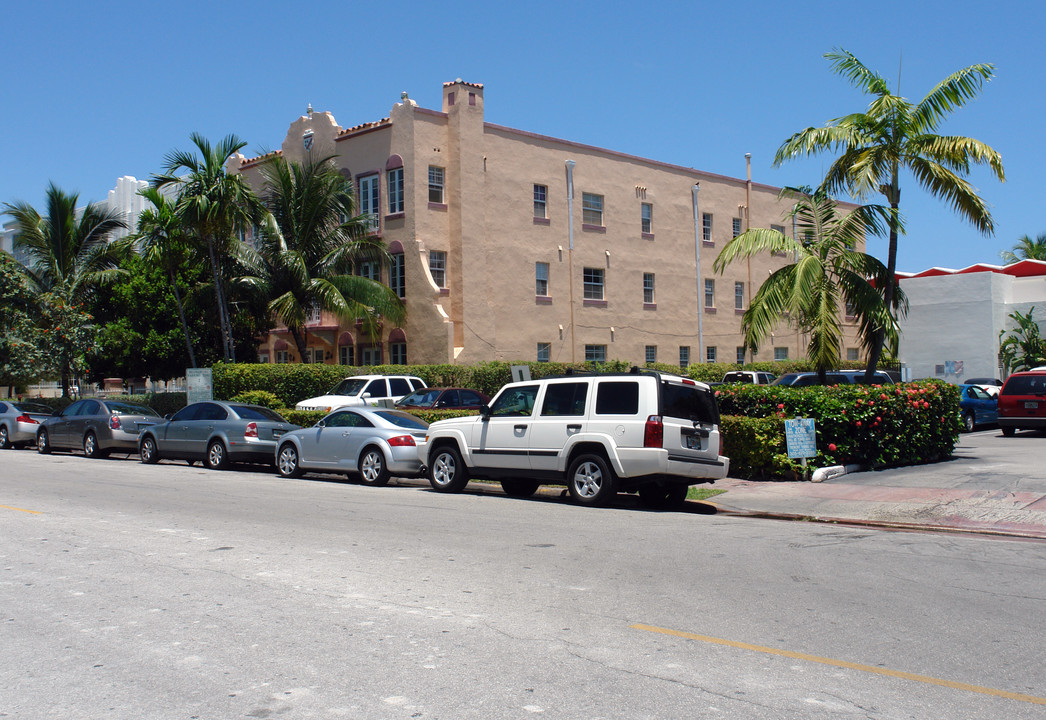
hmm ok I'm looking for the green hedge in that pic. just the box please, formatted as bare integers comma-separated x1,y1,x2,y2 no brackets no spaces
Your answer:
715,379,961,473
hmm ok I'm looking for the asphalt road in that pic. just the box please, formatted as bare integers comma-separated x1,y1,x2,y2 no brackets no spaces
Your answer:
2,449,1045,719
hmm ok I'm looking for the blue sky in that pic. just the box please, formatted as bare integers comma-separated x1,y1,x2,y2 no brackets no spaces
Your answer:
3,0,1041,273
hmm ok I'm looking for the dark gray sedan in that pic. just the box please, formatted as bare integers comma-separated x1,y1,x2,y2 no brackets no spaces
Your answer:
275,406,428,485
138,401,299,469
37,399,161,458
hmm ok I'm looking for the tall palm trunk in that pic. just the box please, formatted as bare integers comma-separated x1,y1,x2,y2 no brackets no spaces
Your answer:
167,266,196,368
288,326,309,363
864,170,901,380
206,236,235,362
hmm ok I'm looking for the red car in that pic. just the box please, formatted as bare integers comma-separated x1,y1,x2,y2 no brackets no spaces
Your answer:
997,369,1046,436
395,387,490,411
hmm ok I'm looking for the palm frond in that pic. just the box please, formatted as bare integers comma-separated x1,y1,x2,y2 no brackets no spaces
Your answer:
913,63,995,133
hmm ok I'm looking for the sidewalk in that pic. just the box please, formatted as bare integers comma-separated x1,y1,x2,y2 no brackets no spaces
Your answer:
706,430,1046,539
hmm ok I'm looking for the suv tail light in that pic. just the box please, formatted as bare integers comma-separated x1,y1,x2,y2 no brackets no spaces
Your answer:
244,422,258,439
643,415,664,448
109,415,122,430
16,414,38,425
388,435,416,447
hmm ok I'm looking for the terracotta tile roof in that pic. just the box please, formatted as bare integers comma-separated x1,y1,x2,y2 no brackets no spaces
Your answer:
240,149,282,168
336,118,391,138
443,80,483,89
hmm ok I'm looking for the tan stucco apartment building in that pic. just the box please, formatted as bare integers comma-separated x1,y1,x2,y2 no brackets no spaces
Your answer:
233,80,861,368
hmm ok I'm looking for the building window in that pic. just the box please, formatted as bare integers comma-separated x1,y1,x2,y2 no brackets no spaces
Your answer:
391,253,405,298
847,347,860,362
679,346,690,369
585,344,607,363
702,213,713,243
736,346,746,364
704,279,715,308
428,166,445,204
387,167,404,214
339,346,354,365
313,349,326,364
845,300,857,318
390,343,407,365
429,251,447,289
706,346,717,363
641,203,653,234
535,262,549,296
358,260,379,282
583,267,604,300
534,184,547,219
732,217,742,238
305,306,322,325
735,281,744,310
645,345,657,364
275,350,288,364
582,193,603,226
359,175,380,231
771,223,785,236
643,272,655,304
537,342,551,363
774,347,789,361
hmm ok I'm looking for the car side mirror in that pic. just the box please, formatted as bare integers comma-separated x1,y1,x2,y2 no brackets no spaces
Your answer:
480,404,491,419
164,413,172,420
316,419,326,428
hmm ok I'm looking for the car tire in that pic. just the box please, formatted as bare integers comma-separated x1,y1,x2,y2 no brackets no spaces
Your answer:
567,452,618,507
83,431,108,459
139,435,159,464
0,425,9,449
501,478,540,498
638,483,688,509
37,428,51,455
961,411,975,433
205,439,229,470
1002,426,1016,437
277,443,303,478
428,445,469,493
358,446,391,487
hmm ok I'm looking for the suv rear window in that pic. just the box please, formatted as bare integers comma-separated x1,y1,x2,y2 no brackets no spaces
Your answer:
1002,375,1046,395
595,381,639,415
541,382,588,416
661,381,720,424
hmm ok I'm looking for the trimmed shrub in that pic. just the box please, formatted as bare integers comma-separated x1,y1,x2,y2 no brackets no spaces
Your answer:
229,390,283,409
720,415,798,480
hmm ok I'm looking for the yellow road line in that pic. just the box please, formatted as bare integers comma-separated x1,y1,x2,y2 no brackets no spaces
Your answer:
0,504,42,514
631,623,1046,706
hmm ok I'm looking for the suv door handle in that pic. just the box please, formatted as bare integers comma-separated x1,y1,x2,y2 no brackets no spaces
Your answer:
514,424,528,431
567,424,582,433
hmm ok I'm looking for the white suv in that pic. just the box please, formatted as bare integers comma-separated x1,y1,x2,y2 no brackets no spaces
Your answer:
418,369,729,507
295,375,426,412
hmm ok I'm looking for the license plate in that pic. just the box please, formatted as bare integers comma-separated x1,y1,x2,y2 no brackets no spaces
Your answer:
685,434,700,449
1025,401,1039,409
272,429,284,439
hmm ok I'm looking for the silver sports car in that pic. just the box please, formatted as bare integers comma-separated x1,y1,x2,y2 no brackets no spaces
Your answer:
275,406,428,485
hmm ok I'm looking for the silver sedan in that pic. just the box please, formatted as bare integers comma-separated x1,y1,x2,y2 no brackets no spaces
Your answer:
275,407,428,486
0,401,55,449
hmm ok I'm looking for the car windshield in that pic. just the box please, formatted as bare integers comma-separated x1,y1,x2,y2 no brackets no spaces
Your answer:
398,389,442,407
105,402,159,417
232,405,288,422
329,379,368,396
722,372,753,384
661,381,720,424
374,410,429,429
770,374,800,386
15,403,53,415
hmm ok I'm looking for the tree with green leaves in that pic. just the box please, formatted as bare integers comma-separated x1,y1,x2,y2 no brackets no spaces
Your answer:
0,252,46,393
2,183,128,395
134,187,198,368
999,307,1046,374
238,155,406,361
154,133,263,363
775,48,1005,380
1000,233,1046,264
713,187,902,383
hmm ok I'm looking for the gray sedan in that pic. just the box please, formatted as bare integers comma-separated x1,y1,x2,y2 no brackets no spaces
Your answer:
139,401,299,469
0,401,55,449
275,407,428,485
37,399,161,458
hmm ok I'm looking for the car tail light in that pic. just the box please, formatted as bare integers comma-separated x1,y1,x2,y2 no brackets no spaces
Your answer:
109,415,122,430
388,435,416,447
244,422,258,439
16,414,38,425
682,378,696,386
643,415,663,448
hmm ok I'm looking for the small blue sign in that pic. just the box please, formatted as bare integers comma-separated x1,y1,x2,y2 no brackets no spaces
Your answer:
784,418,817,459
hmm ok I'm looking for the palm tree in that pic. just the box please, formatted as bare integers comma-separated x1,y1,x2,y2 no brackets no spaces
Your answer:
1000,233,1046,264
775,48,1005,379
713,188,903,382
134,187,197,368
2,183,128,395
153,133,263,362
238,155,406,361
